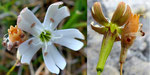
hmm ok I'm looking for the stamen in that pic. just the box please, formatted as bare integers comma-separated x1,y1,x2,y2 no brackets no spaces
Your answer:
50,18,54,23
28,40,33,45
44,52,48,56
44,42,48,56
31,23,35,28
39,30,51,42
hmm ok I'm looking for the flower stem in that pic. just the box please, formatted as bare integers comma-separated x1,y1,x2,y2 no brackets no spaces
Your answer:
120,63,123,75
7,60,19,75
97,71,101,75
96,30,117,74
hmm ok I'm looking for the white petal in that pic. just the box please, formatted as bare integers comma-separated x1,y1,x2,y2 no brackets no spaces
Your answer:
18,7,43,36
43,2,70,30
43,2,63,29
42,45,60,74
52,6,70,29
18,37,42,64
48,44,66,70
53,29,84,39
54,38,84,51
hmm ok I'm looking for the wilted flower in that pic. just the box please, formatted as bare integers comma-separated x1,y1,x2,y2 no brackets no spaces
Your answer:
120,13,145,75
3,25,27,51
17,2,84,74
8,25,27,43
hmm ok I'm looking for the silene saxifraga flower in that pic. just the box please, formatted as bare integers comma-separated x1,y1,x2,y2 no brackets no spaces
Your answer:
17,2,84,74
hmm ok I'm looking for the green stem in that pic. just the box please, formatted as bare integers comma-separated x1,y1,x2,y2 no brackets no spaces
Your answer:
96,30,117,74
7,60,19,75
97,71,101,75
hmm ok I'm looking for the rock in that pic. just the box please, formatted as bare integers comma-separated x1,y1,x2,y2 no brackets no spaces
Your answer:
102,65,120,75
131,37,147,51
124,57,150,75
143,35,150,62
86,26,103,75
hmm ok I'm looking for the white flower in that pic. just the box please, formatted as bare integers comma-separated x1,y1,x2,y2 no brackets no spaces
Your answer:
17,2,84,74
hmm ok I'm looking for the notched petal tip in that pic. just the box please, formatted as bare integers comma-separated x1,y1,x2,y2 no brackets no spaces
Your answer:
74,29,85,40
73,42,84,51
91,2,109,26
61,6,70,17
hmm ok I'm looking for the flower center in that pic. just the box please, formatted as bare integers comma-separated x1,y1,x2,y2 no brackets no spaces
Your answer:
39,30,51,42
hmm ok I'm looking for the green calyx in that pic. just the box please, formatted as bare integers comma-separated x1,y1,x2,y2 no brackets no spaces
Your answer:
110,23,118,33
39,30,51,42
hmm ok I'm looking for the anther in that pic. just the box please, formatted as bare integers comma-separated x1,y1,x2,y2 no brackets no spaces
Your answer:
50,18,54,23
44,52,48,56
28,40,33,45
31,23,35,28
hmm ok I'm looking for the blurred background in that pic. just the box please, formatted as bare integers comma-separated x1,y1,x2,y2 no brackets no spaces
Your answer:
0,0,87,75
87,0,150,75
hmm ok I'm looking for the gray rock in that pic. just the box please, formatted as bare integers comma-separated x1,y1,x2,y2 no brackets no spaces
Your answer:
102,65,120,75
124,57,150,75
143,35,150,62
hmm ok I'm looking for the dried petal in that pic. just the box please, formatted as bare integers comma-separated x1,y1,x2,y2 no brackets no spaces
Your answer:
90,22,108,34
8,25,27,43
91,2,108,26
111,2,126,24
117,5,131,26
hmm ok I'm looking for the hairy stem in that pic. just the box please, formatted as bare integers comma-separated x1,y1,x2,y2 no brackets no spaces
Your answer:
97,30,117,75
